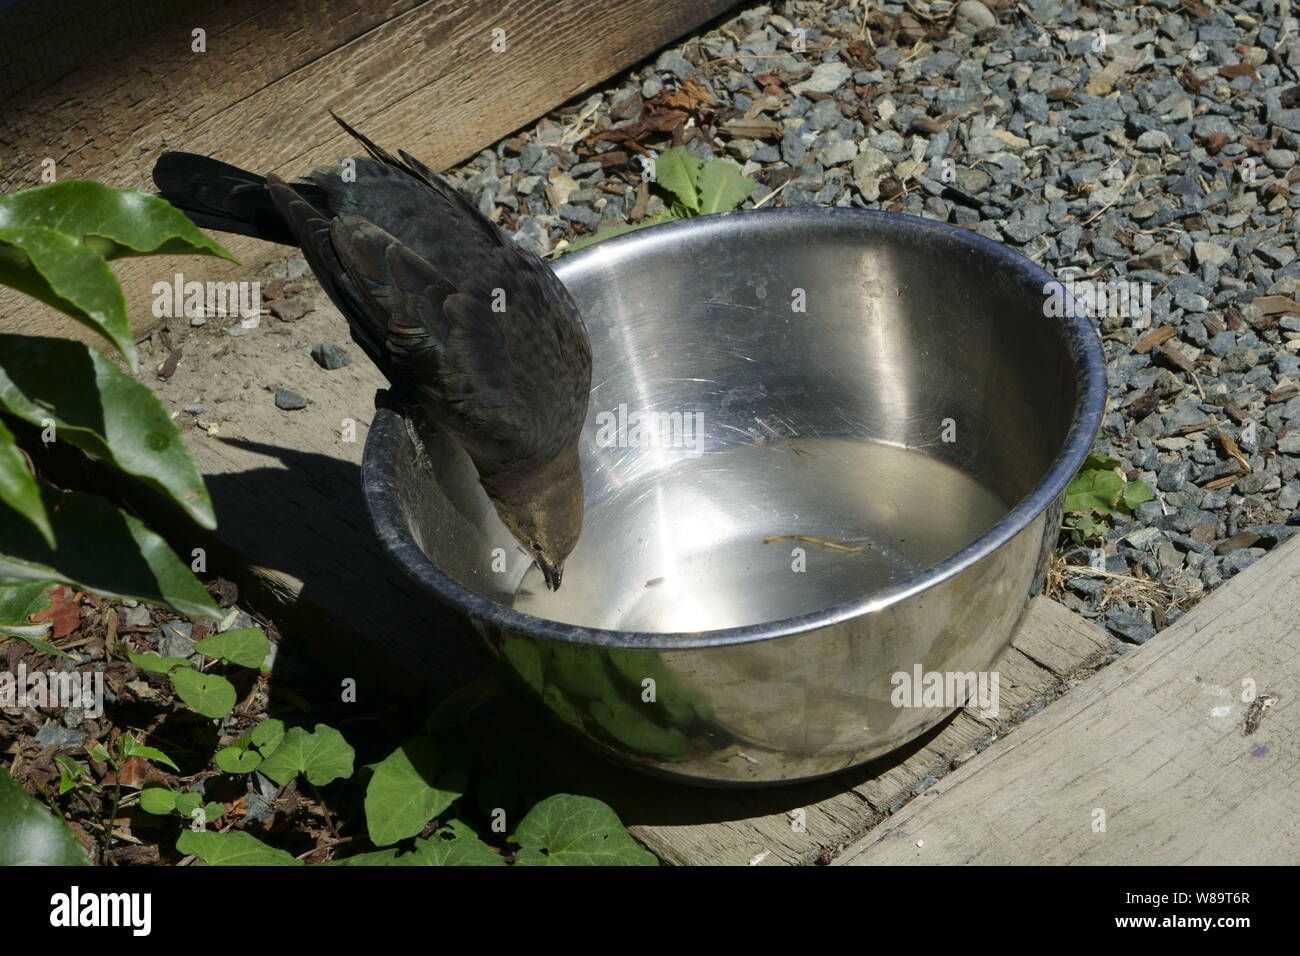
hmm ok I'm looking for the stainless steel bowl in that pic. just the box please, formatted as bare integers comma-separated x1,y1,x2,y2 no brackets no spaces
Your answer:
363,206,1106,785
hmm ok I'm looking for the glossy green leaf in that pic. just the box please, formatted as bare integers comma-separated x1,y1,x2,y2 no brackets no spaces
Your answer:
170,667,236,719
0,770,89,865
0,418,52,545
365,736,464,847
0,487,220,620
0,226,135,367
259,724,354,787
514,794,657,866
0,179,235,263
0,334,215,529
0,580,52,624
696,159,755,214
195,627,268,669
0,581,69,655
176,829,302,866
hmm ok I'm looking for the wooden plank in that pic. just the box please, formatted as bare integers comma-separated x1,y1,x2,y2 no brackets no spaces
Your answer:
834,534,1300,866
0,0,738,339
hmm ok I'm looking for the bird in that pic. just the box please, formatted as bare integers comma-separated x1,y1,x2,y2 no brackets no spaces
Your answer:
152,113,592,590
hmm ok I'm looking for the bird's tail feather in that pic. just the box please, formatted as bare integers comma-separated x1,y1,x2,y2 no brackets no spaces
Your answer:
153,152,308,245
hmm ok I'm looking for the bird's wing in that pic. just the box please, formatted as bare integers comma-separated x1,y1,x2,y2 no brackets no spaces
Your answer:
327,215,590,475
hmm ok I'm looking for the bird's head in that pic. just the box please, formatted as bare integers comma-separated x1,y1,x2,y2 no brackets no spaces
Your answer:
483,447,584,591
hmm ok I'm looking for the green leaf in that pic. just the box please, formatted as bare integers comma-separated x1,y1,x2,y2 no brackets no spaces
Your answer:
0,226,135,367
0,487,220,620
0,580,52,624
88,742,110,764
0,580,70,656
118,733,179,772
215,737,262,774
139,787,177,815
1064,466,1125,514
0,417,53,545
654,148,704,212
0,180,236,264
176,829,302,866
54,755,83,795
559,220,656,254
696,158,756,214
126,650,191,674
365,736,464,847
170,667,237,719
0,770,89,865
1120,478,1155,513
330,820,504,866
1081,453,1122,470
173,792,201,818
195,627,268,669
259,724,354,787
514,794,657,866
251,718,285,754
201,801,225,825
0,334,215,529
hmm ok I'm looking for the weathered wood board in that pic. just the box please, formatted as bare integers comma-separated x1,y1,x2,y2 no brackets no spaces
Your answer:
0,0,738,339
834,534,1300,866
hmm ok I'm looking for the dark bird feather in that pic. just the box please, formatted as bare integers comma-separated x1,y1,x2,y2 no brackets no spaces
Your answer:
153,115,592,589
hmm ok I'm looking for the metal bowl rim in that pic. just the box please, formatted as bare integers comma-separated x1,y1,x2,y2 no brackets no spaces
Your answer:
362,205,1107,650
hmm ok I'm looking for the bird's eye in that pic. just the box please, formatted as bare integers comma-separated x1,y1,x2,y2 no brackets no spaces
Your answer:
530,540,542,553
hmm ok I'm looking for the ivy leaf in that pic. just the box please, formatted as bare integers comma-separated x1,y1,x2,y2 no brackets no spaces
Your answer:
174,792,202,818
330,821,503,866
176,829,302,866
170,668,237,719
195,627,269,670
139,787,177,815
0,334,215,529
251,718,285,754
214,737,262,774
513,794,658,866
258,724,354,787
364,736,464,847
126,650,191,674
0,770,89,865
653,148,704,212
0,418,52,546
696,159,755,214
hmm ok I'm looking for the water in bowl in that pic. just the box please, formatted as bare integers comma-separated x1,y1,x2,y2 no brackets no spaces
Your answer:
512,437,1010,633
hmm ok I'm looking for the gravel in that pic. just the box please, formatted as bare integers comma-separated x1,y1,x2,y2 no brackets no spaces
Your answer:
429,0,1300,649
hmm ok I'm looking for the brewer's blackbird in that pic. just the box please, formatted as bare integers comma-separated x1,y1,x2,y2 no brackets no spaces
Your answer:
153,114,592,590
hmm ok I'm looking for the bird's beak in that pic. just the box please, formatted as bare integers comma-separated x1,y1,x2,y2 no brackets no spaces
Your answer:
538,558,563,591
